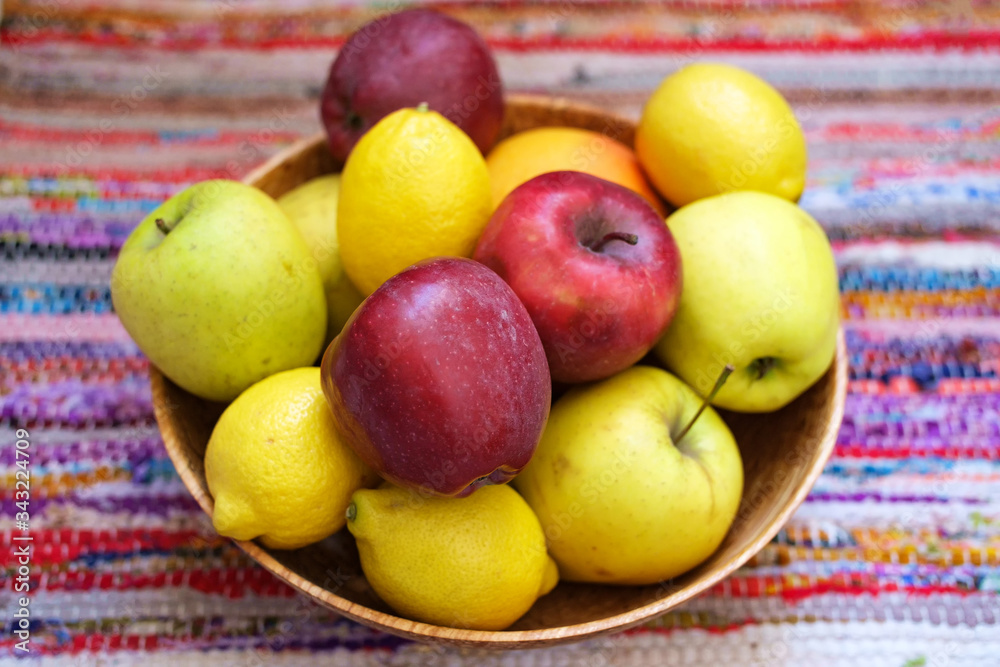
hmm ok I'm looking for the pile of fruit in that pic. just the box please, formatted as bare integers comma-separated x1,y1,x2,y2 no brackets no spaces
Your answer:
111,9,840,631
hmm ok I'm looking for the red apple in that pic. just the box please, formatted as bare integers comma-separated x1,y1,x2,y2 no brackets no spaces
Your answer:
320,257,550,497
474,171,682,383
320,9,504,166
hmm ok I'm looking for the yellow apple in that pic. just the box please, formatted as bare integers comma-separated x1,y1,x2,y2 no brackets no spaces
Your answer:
277,174,364,343
654,191,839,412
111,180,327,402
513,365,743,585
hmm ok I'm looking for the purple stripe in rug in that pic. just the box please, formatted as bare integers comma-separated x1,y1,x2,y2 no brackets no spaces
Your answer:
805,492,987,504
1,493,202,518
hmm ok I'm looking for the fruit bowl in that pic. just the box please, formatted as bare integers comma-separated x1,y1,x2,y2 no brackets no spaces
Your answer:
152,94,847,649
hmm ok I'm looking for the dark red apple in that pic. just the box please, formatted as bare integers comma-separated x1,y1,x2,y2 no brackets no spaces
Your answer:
474,171,682,384
320,257,550,497
320,9,504,166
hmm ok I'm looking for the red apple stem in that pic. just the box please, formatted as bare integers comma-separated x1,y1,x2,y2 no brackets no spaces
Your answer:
590,231,638,252
675,364,734,445
155,218,173,235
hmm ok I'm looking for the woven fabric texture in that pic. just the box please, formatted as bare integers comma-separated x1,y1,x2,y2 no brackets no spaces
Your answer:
1,1,999,665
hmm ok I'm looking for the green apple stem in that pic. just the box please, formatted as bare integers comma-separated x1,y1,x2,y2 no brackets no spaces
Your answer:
154,218,173,235
675,364,734,445
590,232,638,252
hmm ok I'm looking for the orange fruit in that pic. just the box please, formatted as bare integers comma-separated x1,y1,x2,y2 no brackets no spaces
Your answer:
486,127,666,215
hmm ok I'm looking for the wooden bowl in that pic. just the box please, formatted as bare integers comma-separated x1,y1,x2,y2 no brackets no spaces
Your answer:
152,94,847,649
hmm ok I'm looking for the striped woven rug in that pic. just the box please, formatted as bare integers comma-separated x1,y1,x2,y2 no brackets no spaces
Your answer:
2,1,999,664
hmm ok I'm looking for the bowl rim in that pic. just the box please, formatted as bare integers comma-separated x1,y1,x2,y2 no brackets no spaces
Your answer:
153,332,845,648
153,95,849,648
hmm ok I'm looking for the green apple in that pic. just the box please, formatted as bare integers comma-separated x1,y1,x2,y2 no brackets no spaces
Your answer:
111,179,327,402
513,365,743,585
277,174,365,344
654,190,839,412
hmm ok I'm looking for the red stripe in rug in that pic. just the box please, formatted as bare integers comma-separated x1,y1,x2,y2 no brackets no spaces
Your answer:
5,28,1000,53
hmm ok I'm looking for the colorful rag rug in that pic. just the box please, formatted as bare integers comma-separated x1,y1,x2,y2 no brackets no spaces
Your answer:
2,1,1000,664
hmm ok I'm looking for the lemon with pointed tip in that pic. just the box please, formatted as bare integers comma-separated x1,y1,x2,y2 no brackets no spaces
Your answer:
205,367,379,550
337,105,493,296
347,484,558,630
636,63,807,207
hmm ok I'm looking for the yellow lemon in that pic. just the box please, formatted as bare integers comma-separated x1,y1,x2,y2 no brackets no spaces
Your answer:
347,484,558,630
636,63,807,207
277,174,365,343
205,367,379,550
337,105,493,295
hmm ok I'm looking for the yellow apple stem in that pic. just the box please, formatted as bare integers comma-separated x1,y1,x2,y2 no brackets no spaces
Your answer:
416,102,429,113
675,364,734,445
590,231,639,252
154,218,173,235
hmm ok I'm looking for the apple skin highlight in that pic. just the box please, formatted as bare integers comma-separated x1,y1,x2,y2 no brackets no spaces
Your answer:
475,171,683,384
320,257,551,498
